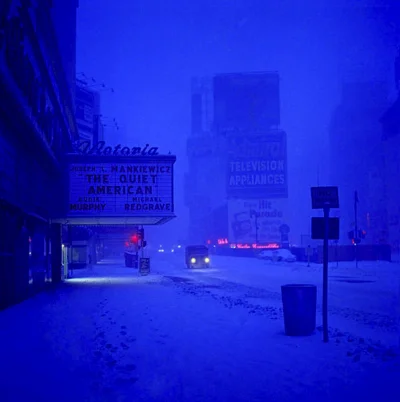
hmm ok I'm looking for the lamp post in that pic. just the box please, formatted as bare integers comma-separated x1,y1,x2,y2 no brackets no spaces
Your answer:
250,209,259,244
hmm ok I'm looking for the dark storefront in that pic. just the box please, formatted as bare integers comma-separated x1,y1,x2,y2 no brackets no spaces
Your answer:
0,3,78,309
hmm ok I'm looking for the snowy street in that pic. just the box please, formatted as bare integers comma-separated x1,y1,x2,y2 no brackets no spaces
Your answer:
0,256,399,401
155,253,400,348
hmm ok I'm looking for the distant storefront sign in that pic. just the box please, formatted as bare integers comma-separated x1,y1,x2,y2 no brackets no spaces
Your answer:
66,153,175,224
228,198,290,244
227,132,287,198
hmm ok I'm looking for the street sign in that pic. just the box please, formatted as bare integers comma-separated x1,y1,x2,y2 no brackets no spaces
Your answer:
310,185,340,344
139,257,150,276
311,186,339,209
311,217,340,240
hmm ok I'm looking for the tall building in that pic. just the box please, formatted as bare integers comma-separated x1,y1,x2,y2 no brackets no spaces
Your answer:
329,81,389,244
186,72,290,247
0,1,78,309
51,0,79,101
380,49,400,251
185,77,220,243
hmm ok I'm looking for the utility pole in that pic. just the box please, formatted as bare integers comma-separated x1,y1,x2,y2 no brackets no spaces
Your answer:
141,225,145,258
255,214,259,245
250,210,259,244
322,202,330,343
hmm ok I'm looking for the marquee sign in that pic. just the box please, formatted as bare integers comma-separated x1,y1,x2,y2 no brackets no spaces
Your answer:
65,154,175,225
73,140,160,157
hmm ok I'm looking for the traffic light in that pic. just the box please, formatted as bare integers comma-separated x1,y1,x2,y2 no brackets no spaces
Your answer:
138,228,144,240
349,229,366,244
131,234,138,244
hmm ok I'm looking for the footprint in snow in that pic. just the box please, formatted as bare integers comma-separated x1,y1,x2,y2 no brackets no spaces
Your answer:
121,325,127,330
106,359,117,368
120,330,127,336
115,377,138,385
93,351,102,358
121,342,130,350
118,363,136,372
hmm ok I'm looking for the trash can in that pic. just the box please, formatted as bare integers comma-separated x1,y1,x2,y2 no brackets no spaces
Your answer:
124,252,133,267
124,252,138,268
281,284,317,336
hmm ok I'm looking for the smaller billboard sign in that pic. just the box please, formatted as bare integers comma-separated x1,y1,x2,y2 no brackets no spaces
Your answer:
228,199,290,244
139,257,150,275
227,132,287,198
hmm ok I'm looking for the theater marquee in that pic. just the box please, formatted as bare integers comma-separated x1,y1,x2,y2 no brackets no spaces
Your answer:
59,153,176,225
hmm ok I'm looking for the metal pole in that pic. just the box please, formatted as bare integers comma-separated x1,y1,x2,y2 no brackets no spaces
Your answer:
354,191,358,269
336,240,339,268
141,225,145,258
323,203,330,343
255,215,258,245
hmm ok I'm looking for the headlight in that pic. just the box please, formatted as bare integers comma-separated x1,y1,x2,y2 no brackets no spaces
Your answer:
190,257,196,263
204,257,210,263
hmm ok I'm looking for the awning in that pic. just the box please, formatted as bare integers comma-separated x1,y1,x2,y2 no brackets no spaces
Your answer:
51,215,176,226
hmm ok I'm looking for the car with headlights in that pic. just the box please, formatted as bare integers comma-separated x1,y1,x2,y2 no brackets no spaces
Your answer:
185,245,210,268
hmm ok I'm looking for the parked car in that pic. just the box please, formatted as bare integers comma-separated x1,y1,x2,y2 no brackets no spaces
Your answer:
258,248,297,262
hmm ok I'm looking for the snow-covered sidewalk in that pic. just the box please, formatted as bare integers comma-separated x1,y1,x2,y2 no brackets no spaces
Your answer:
0,259,399,401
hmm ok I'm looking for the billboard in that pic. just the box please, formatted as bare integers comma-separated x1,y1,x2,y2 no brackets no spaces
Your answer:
213,72,280,131
228,199,290,244
227,132,287,198
75,83,100,145
67,156,175,224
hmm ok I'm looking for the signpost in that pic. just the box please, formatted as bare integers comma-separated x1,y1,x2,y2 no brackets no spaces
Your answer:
139,257,150,276
279,224,290,249
311,217,339,240
306,245,313,267
311,186,340,343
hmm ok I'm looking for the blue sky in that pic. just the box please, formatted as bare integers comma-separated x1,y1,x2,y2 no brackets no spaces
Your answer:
76,0,398,243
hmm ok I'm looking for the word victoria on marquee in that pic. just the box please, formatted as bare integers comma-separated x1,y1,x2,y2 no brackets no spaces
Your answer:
74,140,159,156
